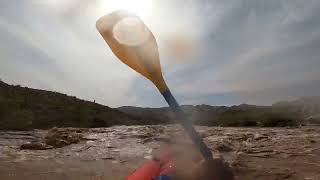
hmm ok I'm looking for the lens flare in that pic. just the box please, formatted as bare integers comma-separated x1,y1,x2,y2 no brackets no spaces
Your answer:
113,17,150,46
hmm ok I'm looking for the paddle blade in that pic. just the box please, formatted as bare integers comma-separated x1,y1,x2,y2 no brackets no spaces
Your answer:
96,11,167,92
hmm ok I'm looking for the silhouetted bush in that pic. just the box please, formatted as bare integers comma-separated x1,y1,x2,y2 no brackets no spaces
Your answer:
90,117,107,128
0,102,7,119
206,108,299,127
258,110,298,127
0,110,34,130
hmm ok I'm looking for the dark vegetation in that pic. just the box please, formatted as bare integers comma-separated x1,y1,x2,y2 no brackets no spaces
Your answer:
119,98,320,127
0,80,139,130
119,104,305,128
198,105,300,127
1,79,319,130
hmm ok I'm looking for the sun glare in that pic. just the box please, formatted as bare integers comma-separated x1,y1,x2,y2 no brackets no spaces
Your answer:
98,0,154,19
113,17,151,46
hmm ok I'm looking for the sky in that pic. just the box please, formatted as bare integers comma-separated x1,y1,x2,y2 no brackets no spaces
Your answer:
1,0,320,107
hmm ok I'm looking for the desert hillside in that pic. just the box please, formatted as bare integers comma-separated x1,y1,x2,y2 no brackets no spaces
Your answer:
118,100,320,127
0,80,139,130
1,79,320,130
1,80,320,180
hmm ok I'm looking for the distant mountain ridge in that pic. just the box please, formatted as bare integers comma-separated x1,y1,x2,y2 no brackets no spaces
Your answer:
1,79,319,130
117,104,231,123
118,99,320,126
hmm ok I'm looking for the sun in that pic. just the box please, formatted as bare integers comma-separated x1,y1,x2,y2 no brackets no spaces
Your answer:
97,0,154,19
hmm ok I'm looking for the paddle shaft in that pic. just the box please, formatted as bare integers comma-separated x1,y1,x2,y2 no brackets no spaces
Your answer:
161,89,213,161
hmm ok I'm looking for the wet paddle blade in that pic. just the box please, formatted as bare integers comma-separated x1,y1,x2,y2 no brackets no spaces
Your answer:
96,11,167,92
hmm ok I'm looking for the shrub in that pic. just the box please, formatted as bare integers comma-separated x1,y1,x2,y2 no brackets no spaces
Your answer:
0,102,7,119
0,110,34,130
90,117,107,128
258,110,298,127
206,108,299,127
214,110,259,127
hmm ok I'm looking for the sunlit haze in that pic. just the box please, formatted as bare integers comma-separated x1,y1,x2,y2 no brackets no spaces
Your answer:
1,0,320,107
113,17,151,46
98,0,153,19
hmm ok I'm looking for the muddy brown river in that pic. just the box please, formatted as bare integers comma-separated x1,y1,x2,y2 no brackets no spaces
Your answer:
0,125,319,180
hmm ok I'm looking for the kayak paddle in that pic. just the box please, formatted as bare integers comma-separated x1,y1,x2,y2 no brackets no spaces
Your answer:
96,11,213,160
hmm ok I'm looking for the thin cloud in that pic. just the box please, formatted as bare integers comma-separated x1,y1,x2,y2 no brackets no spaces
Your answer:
1,0,320,107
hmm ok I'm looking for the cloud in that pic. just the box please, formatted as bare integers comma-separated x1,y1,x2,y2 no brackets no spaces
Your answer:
127,0,320,106
0,0,136,107
1,0,320,107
